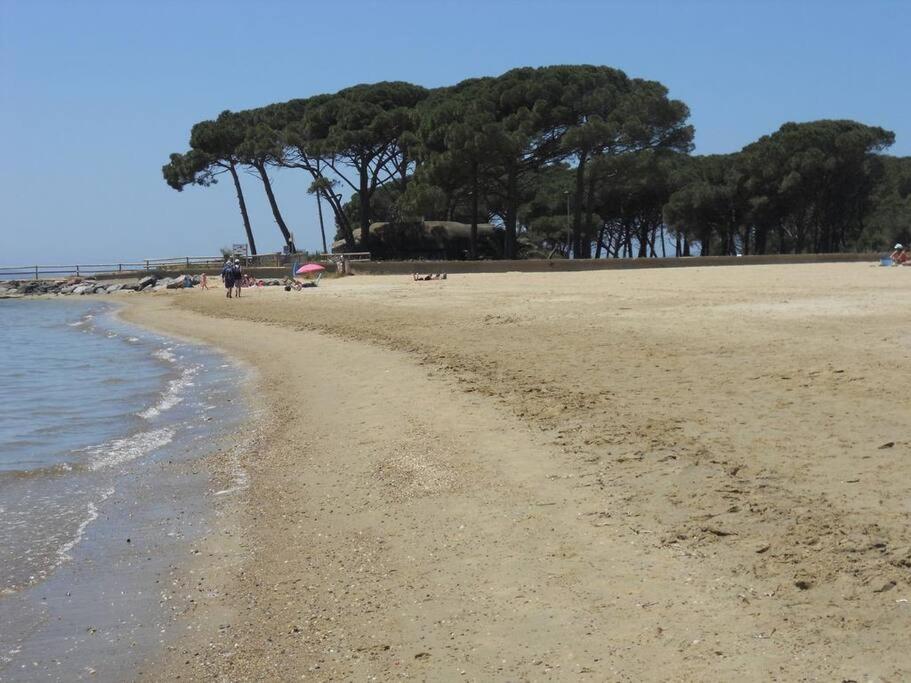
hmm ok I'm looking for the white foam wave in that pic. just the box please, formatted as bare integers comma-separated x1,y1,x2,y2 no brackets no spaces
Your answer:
87,428,175,471
67,313,95,328
56,487,114,563
153,347,177,363
138,364,199,419
126,336,140,343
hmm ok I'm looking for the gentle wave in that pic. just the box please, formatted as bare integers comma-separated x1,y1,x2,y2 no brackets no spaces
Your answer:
0,461,84,482
86,427,175,471
137,364,199,419
56,487,114,562
0,300,243,621
66,313,95,328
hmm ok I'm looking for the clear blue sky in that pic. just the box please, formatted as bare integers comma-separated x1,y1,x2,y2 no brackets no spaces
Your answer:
1,0,908,264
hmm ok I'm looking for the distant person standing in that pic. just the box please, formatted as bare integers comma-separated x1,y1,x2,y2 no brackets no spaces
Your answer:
221,258,236,298
200,272,208,290
233,259,243,298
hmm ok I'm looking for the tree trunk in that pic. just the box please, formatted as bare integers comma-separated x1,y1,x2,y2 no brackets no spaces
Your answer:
754,225,768,255
254,161,295,253
303,162,355,250
399,152,409,190
504,165,518,259
228,162,257,255
611,229,622,257
580,171,596,259
700,226,711,256
359,163,371,247
595,222,607,259
324,185,355,250
315,187,328,254
572,153,587,258
470,161,479,259
637,221,648,258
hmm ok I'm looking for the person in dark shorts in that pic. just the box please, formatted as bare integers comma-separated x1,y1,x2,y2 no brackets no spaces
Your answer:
221,258,236,298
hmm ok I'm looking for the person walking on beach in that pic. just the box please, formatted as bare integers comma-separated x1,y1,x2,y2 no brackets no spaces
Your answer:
200,272,208,290
221,258,236,299
232,259,243,298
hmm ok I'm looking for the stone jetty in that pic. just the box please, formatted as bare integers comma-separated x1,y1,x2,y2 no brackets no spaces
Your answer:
0,275,286,298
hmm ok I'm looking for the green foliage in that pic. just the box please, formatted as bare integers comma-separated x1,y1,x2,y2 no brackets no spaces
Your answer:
858,155,911,250
664,154,747,255
739,120,894,253
165,67,905,260
665,121,897,255
161,149,217,190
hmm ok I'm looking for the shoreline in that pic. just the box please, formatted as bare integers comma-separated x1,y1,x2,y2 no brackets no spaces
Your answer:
0,298,260,682
114,300,266,681
106,266,910,680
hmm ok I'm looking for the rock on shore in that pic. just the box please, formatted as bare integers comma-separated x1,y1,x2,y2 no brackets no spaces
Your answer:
0,275,286,297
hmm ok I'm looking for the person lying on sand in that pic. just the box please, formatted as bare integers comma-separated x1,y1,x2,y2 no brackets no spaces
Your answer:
413,273,447,281
283,277,318,291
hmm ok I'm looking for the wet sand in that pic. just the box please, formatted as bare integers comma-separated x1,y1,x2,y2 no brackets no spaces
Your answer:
122,263,911,681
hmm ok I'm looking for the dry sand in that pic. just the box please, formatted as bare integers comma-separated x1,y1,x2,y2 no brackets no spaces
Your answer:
121,263,911,681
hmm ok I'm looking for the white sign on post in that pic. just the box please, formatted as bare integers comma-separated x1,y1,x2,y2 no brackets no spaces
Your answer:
231,243,248,256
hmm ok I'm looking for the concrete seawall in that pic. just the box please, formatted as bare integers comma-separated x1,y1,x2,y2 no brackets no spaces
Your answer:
348,252,880,276
3,253,880,283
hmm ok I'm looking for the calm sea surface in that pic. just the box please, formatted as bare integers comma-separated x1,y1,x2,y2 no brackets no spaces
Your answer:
0,298,245,681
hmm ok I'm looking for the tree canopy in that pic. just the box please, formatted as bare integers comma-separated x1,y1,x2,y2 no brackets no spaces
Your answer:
163,66,908,259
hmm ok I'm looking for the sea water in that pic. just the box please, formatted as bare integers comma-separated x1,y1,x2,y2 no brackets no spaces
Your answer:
0,299,245,680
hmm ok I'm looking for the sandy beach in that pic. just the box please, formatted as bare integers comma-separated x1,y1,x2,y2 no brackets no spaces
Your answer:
119,263,911,681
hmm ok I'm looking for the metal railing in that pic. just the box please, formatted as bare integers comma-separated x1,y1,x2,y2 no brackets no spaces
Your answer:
0,252,359,281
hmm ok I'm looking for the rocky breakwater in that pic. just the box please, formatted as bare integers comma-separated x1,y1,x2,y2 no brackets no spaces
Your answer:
0,275,288,298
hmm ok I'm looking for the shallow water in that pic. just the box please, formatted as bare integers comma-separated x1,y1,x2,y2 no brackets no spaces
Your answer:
0,299,245,681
